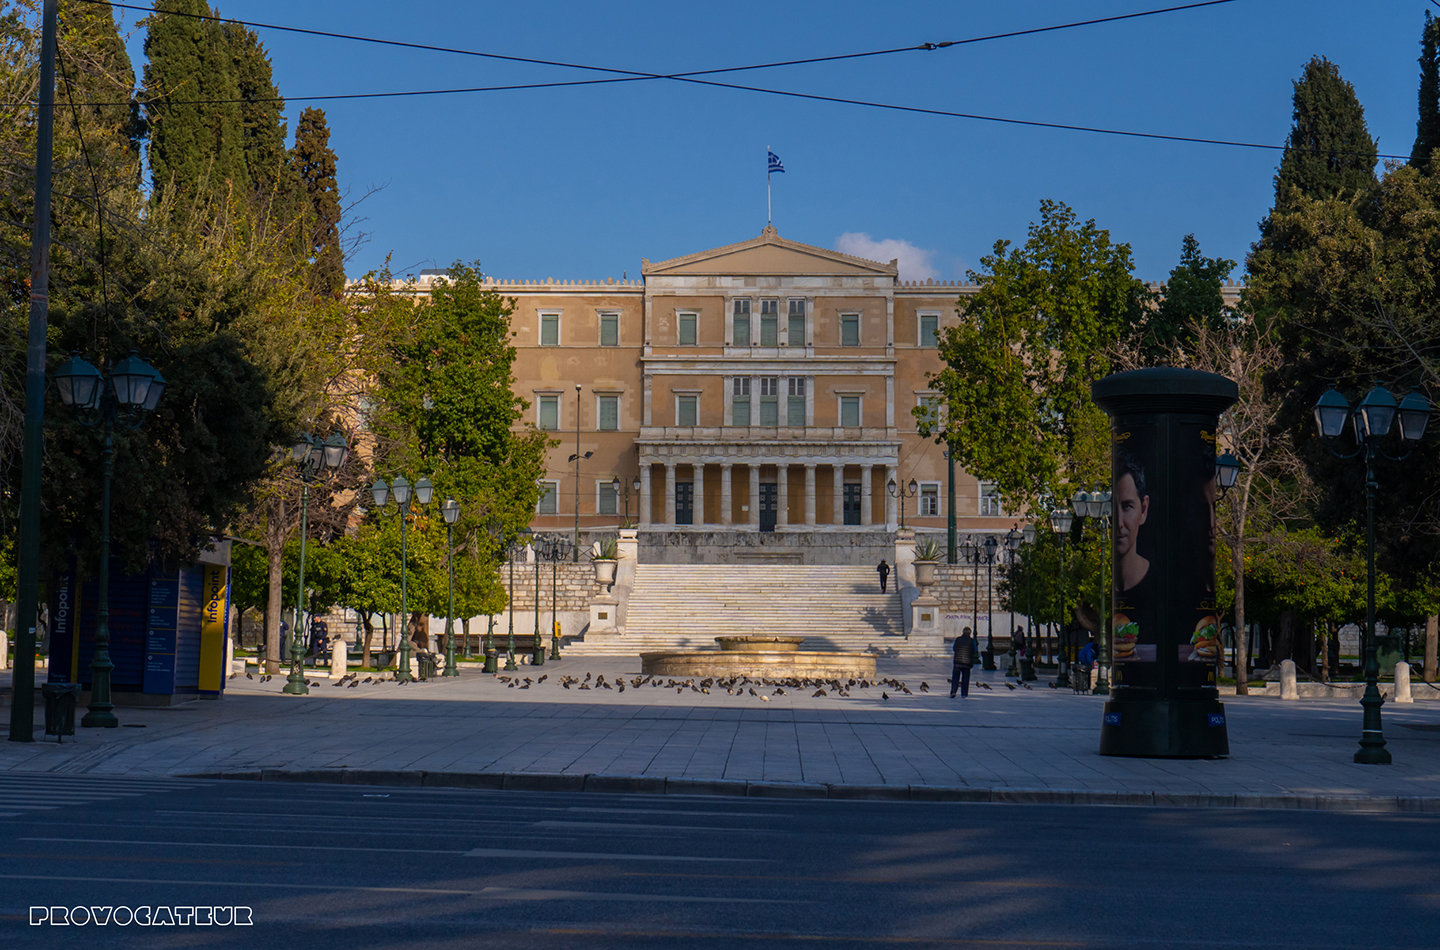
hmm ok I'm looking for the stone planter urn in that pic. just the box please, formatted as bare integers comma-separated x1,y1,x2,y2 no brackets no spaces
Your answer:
913,559,938,588
593,559,618,589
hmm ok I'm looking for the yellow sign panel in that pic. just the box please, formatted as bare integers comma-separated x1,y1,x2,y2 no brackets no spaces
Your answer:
198,564,228,692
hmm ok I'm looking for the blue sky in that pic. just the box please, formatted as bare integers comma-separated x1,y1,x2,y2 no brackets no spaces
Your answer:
114,0,1431,283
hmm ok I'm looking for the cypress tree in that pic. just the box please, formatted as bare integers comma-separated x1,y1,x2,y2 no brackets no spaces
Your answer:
142,0,244,204
223,21,295,205
1412,13,1440,172
58,2,143,186
291,107,343,297
1270,56,1377,214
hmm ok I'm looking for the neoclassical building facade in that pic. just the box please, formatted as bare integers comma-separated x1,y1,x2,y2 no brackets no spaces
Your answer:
417,227,1176,562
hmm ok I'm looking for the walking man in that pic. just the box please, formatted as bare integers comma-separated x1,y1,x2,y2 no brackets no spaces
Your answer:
876,559,890,593
951,626,977,698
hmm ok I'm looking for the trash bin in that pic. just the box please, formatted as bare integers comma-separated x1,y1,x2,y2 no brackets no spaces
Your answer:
42,682,80,742
417,652,437,681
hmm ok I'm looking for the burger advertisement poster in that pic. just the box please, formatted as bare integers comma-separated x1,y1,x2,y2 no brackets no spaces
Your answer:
1110,421,1222,684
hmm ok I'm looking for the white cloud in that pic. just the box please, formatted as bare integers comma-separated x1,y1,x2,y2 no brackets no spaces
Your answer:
835,233,940,282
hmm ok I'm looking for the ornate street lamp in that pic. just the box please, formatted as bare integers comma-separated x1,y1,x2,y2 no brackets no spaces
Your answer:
887,477,919,530
54,352,164,727
1050,506,1075,687
483,519,501,673
530,532,546,666
507,528,531,671
441,497,461,677
1072,485,1113,695
1022,522,1038,660
961,536,981,650
283,432,349,696
983,535,998,666
371,474,433,683
1004,527,1022,677
1314,385,1431,764
546,534,571,659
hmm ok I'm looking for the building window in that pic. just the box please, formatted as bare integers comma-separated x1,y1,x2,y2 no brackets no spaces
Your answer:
537,481,559,515
537,394,559,431
597,394,619,431
758,377,779,426
915,394,942,432
787,298,806,345
979,481,1003,517
599,312,619,346
839,395,861,427
787,378,806,426
919,312,940,348
732,299,751,346
540,312,560,346
732,377,750,426
597,480,618,516
919,482,940,517
678,311,697,345
840,312,860,347
676,394,699,426
760,298,779,346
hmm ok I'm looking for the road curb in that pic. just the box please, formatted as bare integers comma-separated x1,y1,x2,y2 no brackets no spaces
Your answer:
186,768,1440,812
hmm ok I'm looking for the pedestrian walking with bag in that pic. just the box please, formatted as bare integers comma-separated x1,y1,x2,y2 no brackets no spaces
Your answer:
951,626,977,698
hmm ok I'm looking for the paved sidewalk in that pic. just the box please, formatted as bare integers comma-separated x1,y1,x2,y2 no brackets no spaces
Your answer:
3,658,1439,810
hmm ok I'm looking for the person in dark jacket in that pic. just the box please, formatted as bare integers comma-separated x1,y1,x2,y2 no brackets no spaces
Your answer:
876,559,890,592
951,627,977,698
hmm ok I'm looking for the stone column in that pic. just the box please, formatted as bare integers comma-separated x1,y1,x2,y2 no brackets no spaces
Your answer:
804,464,817,525
777,463,789,526
1395,661,1413,703
832,463,844,526
664,462,677,526
885,464,898,529
1279,659,1298,700
693,462,706,526
720,464,733,526
860,464,873,526
749,465,761,527
639,465,653,527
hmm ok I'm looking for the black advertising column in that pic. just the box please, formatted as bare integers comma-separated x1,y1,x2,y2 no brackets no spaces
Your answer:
1092,368,1237,758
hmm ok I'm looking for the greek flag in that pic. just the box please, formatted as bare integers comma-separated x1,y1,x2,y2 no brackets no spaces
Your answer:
767,150,785,174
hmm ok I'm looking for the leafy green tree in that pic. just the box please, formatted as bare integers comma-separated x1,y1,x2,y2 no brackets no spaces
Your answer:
927,200,1147,515
1414,13,1440,172
291,107,343,298
359,263,548,646
223,21,300,217
1269,56,1377,216
1137,234,1235,363
142,0,244,205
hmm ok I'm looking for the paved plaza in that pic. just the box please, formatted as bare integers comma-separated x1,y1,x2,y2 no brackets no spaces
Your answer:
3,658,1439,810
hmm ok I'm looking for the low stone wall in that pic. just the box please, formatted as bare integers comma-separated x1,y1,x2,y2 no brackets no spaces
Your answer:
495,560,606,611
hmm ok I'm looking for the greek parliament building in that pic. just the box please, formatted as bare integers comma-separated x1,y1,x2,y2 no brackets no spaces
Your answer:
411,224,1004,565
411,227,1044,561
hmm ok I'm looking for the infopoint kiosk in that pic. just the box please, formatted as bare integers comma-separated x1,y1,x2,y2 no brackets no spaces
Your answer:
48,544,232,705
1092,368,1236,758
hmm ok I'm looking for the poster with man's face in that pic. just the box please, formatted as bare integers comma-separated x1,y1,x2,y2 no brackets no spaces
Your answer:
1111,425,1157,666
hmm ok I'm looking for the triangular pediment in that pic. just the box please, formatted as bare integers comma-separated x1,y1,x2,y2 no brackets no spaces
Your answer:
642,226,898,278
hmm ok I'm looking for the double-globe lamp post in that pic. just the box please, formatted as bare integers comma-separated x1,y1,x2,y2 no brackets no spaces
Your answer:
441,498,461,677
283,433,349,696
887,477,918,529
55,352,165,727
1314,385,1431,765
371,475,433,683
1050,506,1075,687
545,534,571,660
1071,487,1113,695
1004,527,1022,677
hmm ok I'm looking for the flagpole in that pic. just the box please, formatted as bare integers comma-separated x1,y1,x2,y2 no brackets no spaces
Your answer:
766,146,772,226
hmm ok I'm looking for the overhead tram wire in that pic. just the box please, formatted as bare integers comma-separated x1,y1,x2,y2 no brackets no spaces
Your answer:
85,0,1241,85
55,0,1403,159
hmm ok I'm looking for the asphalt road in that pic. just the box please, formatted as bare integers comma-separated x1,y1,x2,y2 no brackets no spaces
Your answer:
1,772,1437,949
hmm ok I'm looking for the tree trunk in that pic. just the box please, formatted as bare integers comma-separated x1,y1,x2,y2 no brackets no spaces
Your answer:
1274,610,1296,671
1425,613,1438,683
1233,540,1248,696
264,497,286,674
361,612,374,669
461,616,471,657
